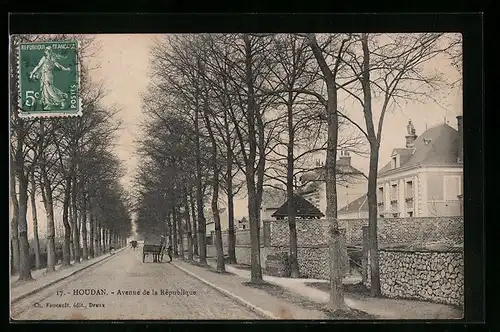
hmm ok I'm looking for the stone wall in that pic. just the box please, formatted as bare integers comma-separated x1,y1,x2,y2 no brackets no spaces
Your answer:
206,243,349,280
207,244,276,266
266,217,463,247
265,252,290,277
367,248,464,308
267,219,329,247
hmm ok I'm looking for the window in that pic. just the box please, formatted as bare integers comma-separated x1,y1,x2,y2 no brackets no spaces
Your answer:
392,157,397,169
407,211,413,217
379,214,384,218
392,213,399,218
444,176,460,201
377,187,384,204
391,184,398,202
405,180,414,200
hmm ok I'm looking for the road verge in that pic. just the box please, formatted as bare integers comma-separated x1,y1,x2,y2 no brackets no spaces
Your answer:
171,261,278,320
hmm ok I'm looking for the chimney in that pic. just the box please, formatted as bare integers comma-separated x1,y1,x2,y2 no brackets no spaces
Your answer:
457,115,463,163
338,150,351,166
405,120,417,148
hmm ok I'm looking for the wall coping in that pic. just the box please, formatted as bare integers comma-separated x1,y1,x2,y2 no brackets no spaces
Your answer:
262,217,464,223
267,244,329,249
207,244,264,248
381,247,464,253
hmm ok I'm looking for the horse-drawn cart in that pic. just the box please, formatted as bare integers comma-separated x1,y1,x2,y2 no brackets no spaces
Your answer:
142,235,165,263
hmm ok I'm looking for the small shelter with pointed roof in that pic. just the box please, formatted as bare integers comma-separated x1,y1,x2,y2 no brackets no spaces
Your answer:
271,194,325,220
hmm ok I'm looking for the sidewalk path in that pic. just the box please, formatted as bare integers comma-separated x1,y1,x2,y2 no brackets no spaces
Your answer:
11,247,126,303
202,258,463,320
172,259,329,320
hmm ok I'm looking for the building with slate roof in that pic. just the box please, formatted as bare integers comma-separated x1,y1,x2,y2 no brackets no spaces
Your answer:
298,150,368,216
376,116,463,218
338,194,369,219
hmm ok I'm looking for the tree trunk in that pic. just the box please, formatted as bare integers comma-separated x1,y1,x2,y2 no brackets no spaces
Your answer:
96,222,101,256
10,165,20,275
108,229,113,251
12,112,32,280
212,182,225,273
81,193,88,261
324,83,345,310
40,169,56,273
243,34,262,283
287,94,300,278
226,146,236,264
184,188,194,261
224,110,236,264
88,200,95,259
176,205,184,259
360,33,381,296
247,177,262,282
62,178,72,266
172,208,179,256
102,228,107,253
189,193,199,256
202,96,226,272
367,144,381,296
17,172,33,280
71,176,80,264
307,33,346,310
194,105,207,264
68,199,74,261
29,171,41,270
167,212,173,251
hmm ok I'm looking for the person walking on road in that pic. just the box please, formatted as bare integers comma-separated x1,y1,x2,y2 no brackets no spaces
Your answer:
166,243,173,263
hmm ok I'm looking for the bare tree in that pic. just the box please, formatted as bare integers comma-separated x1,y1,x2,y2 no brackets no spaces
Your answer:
305,33,353,311
261,33,324,278
338,33,456,296
29,170,41,269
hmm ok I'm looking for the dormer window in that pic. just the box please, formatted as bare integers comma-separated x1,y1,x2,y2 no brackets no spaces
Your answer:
392,155,400,169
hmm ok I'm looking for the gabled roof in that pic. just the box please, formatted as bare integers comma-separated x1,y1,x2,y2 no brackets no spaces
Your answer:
272,194,325,219
338,194,368,214
379,123,461,176
300,164,365,182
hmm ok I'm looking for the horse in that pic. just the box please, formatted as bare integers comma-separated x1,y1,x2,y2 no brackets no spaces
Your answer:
131,240,138,250
152,236,166,263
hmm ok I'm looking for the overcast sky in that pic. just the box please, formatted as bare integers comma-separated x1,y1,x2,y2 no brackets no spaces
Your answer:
23,33,462,238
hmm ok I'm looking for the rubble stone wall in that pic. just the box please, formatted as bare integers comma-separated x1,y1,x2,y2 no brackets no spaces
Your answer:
366,248,464,308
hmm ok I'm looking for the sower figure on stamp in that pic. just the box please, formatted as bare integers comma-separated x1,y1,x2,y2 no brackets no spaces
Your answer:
29,46,71,110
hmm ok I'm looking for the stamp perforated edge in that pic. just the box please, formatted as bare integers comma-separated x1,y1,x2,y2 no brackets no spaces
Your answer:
16,40,83,119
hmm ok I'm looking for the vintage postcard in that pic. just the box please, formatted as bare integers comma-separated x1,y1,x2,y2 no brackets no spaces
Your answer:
10,32,464,321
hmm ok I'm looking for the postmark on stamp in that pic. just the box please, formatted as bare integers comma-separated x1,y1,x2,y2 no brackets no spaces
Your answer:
17,41,82,118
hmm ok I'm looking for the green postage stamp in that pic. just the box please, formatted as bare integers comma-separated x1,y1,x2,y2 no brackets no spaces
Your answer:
17,41,82,118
